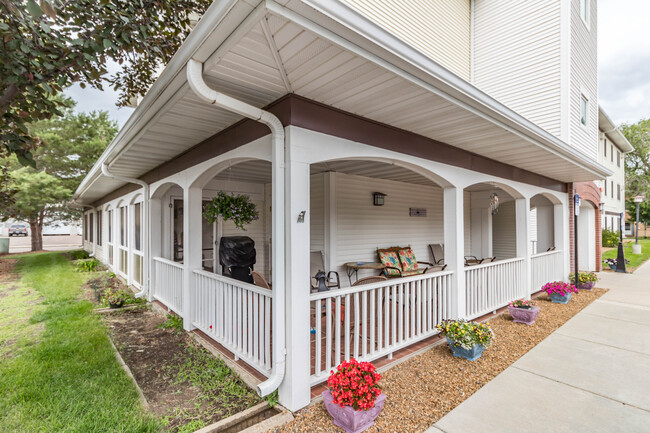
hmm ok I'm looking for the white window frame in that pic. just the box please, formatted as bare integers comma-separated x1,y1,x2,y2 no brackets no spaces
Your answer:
580,0,590,29
579,93,588,127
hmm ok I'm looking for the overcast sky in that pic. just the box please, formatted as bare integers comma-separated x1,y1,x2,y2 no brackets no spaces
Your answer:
64,0,647,128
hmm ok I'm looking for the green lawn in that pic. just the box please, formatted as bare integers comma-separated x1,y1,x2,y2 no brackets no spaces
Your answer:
0,252,159,433
602,239,650,271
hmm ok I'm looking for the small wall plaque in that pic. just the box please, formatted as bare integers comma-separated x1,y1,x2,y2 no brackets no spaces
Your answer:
409,208,426,217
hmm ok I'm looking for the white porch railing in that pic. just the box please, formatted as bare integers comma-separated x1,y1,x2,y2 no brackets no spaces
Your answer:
464,258,525,318
309,270,454,385
152,257,184,315
191,269,273,377
531,250,563,292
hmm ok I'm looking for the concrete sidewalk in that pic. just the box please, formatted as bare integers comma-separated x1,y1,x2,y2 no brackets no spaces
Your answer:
426,261,650,433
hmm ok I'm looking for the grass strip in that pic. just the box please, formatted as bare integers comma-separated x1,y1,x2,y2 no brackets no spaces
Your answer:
0,252,159,433
603,239,650,270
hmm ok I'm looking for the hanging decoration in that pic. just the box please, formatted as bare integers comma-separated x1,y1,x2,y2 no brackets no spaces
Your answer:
203,191,259,230
489,192,499,215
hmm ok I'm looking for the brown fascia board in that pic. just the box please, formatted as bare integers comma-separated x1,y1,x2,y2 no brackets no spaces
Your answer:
91,94,567,207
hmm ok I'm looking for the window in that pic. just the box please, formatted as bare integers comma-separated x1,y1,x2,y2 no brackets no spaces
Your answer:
604,180,607,195
134,202,142,251
84,213,88,241
611,144,614,162
89,213,94,243
617,150,621,167
580,95,588,126
611,180,614,198
120,206,127,247
97,211,102,246
108,210,113,243
580,0,589,26
604,138,607,157
617,184,621,201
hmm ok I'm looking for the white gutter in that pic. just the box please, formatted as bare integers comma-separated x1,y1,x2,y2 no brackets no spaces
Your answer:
100,164,150,299
70,200,96,257
186,59,286,397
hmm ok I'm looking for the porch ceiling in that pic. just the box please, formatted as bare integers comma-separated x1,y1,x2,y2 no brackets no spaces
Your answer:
75,0,611,204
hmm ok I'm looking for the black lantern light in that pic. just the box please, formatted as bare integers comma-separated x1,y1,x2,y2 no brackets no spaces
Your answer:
373,192,387,206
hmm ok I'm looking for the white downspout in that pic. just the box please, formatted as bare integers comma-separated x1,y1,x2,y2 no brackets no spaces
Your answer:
71,200,96,257
186,58,286,397
101,164,150,299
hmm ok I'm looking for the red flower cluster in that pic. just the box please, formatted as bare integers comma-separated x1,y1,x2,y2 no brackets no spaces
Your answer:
327,359,382,411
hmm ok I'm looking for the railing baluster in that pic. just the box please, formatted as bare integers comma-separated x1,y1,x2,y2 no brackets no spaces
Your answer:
335,296,341,367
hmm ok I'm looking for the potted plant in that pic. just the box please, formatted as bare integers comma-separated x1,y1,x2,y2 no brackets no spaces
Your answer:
508,299,540,325
542,281,578,304
568,271,598,290
203,191,259,230
436,320,494,361
106,288,126,309
603,258,629,271
323,358,385,433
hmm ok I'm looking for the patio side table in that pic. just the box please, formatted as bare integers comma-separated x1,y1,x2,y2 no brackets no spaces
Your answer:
343,262,385,285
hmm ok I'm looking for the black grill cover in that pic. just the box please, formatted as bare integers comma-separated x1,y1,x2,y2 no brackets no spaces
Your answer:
219,236,256,283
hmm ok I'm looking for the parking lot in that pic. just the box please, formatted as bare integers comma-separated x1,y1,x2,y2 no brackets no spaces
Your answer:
7,235,83,253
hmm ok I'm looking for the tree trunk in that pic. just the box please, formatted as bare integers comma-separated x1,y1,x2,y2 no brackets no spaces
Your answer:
29,217,43,251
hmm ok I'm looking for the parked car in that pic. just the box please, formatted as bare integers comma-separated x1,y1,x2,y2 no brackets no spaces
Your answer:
9,224,28,237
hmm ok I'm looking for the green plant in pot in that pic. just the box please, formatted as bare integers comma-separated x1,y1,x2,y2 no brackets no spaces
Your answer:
203,191,259,230
568,271,598,290
105,288,127,309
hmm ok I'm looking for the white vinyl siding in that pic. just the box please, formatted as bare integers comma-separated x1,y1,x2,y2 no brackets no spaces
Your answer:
310,173,325,253
569,0,598,158
492,200,516,259
340,0,471,80
332,172,444,286
472,0,563,138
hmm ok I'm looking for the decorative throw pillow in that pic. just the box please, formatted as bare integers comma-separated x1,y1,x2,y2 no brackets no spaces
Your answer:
378,250,401,276
398,248,418,272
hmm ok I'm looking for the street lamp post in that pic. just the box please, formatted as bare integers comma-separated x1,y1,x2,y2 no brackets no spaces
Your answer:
616,211,626,273
633,196,644,255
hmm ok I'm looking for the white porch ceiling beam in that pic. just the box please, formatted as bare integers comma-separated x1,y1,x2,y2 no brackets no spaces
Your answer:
261,16,293,93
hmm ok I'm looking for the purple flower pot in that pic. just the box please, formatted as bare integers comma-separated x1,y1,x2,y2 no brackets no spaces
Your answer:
446,337,486,361
323,390,386,433
577,281,595,290
508,305,540,325
549,292,572,304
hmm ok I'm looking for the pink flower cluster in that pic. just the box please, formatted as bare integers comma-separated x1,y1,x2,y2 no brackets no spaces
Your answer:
542,281,578,296
327,359,382,411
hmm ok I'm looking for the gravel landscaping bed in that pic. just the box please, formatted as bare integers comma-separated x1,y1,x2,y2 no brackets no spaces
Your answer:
274,288,607,433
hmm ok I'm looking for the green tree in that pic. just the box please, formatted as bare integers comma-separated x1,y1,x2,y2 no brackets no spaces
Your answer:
1,0,210,165
2,99,117,250
621,118,650,198
4,168,70,250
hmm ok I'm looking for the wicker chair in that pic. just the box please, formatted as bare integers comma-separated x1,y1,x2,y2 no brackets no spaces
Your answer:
352,275,387,286
251,270,271,290
428,244,445,265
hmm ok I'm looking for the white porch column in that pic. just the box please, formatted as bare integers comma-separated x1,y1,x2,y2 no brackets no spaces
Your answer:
149,197,162,301
182,186,201,331
444,187,466,320
279,127,311,411
555,202,570,282
515,198,532,297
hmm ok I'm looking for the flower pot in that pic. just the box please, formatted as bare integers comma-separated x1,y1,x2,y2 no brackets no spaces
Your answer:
608,264,616,271
109,301,124,309
549,292,572,304
577,281,595,290
322,390,386,433
445,337,486,361
508,305,540,325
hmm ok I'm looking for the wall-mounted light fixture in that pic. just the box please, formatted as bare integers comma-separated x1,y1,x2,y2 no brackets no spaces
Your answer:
373,192,387,206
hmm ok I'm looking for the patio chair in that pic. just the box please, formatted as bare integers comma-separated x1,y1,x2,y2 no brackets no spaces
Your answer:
377,246,433,278
425,264,448,272
352,275,388,286
310,251,340,291
251,270,271,290
428,244,445,265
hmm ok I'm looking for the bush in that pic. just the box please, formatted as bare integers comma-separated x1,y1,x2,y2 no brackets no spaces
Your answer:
69,249,90,260
74,258,101,272
602,229,619,247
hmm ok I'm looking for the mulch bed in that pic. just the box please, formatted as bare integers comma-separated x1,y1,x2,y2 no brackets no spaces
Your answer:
103,308,261,432
275,287,607,433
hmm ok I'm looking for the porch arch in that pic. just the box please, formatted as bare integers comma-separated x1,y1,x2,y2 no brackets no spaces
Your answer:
189,156,272,190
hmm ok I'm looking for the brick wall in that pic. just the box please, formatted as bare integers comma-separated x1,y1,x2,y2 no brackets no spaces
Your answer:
569,182,602,272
